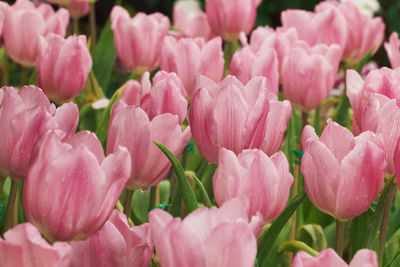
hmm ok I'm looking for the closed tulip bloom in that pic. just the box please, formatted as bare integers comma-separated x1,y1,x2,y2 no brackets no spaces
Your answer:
281,41,341,110
23,131,131,242
173,0,214,40
188,75,269,163
3,0,69,66
0,223,72,267
71,210,153,267
160,36,224,96
107,101,191,190
68,0,89,19
0,2,8,38
384,32,400,69
0,86,78,180
111,6,170,75
214,148,293,222
149,198,262,267
120,71,188,124
205,0,261,42
229,46,279,95
293,248,377,267
36,33,92,103
301,119,386,220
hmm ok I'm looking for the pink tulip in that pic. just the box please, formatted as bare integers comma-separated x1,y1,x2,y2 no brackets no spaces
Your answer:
316,0,385,65
107,101,191,190
173,0,214,40
3,0,69,66
68,0,90,19
293,248,377,267
71,210,153,267
384,32,400,69
0,86,78,180
120,71,188,124
301,119,386,220
188,75,269,163
111,6,170,75
0,223,72,267
281,41,341,110
229,46,279,95
36,33,92,103
0,2,8,38
214,148,293,222
149,198,262,267
205,0,261,42
160,36,224,96
281,7,347,54
23,130,131,242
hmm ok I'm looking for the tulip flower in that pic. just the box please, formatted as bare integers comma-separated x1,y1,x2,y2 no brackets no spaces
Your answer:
68,0,90,19
107,101,191,190
213,148,293,222
205,0,261,42
120,71,188,124
36,33,92,103
301,119,386,220
23,131,131,242
188,75,269,163
0,223,72,267
71,210,153,267
3,0,69,66
293,248,377,267
111,6,170,75
173,0,214,40
316,0,385,65
384,32,400,69
229,46,279,95
0,86,78,180
160,36,224,96
149,198,262,267
281,41,341,110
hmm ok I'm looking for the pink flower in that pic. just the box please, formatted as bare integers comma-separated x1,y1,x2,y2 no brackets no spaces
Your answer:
160,36,224,96
23,131,131,242
36,33,92,104
301,119,386,220
173,0,214,40
71,210,153,267
205,0,261,42
149,198,262,267
281,41,341,110
188,75,269,163
120,71,188,124
293,248,377,267
0,223,72,267
107,101,191,190
68,0,89,19
384,32,400,69
213,148,293,223
0,86,78,180
3,0,69,66
111,6,170,75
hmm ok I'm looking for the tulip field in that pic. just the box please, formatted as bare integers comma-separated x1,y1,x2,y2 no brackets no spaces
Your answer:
1,0,400,266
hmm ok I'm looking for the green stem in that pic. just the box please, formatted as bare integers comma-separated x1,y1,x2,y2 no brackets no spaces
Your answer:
379,180,396,267
89,2,97,54
0,176,5,200
3,179,20,231
1,51,9,86
224,41,235,76
302,111,309,128
20,67,30,86
335,220,345,257
123,189,134,219
73,18,79,35
314,106,321,135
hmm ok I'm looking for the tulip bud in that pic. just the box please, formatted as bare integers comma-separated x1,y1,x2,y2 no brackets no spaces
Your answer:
68,0,90,19
301,119,386,220
384,32,400,69
36,33,92,104
111,6,170,75
23,131,131,242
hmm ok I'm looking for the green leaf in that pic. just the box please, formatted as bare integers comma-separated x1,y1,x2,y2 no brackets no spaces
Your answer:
298,224,327,251
332,88,351,130
257,193,306,267
350,209,373,257
185,172,212,207
354,48,374,74
278,240,319,257
154,141,198,214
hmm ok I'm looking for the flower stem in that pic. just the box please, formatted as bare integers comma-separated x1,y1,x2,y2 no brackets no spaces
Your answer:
3,179,20,231
73,18,79,35
123,189,134,219
89,2,97,54
20,67,30,86
378,180,396,267
1,51,9,86
0,176,5,200
335,220,345,257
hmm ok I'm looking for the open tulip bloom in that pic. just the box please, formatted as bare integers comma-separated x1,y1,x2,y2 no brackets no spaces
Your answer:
2,0,400,266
